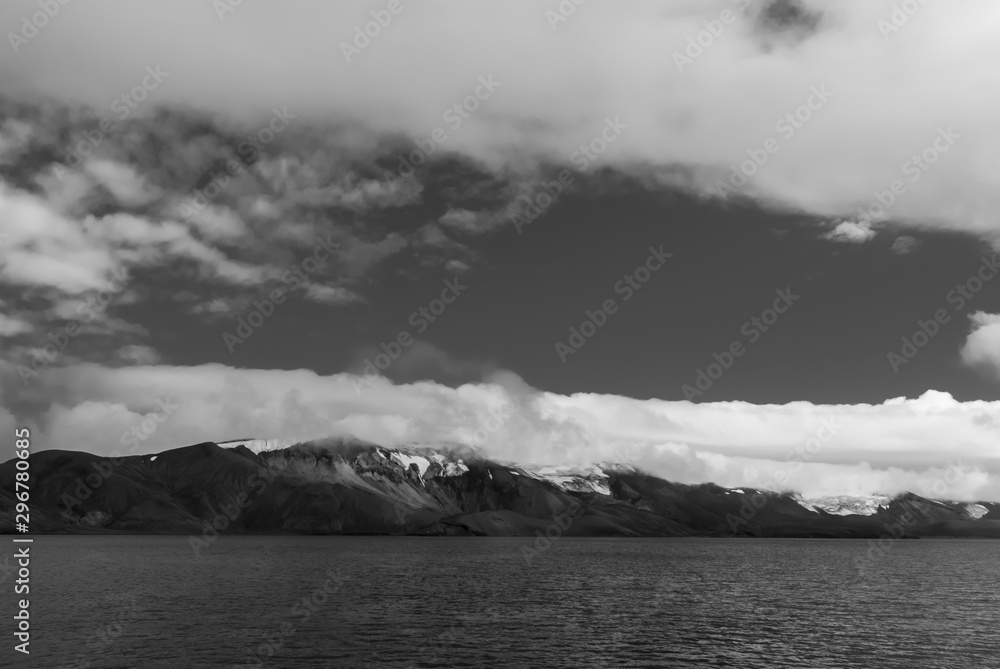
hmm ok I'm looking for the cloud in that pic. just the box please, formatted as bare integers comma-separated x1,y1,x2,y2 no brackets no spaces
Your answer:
84,159,161,207
438,208,482,233
960,311,1000,379
0,312,32,337
303,283,363,305
335,233,409,278
116,344,162,365
824,220,876,244
2,0,998,242
0,103,426,370
0,183,119,293
0,180,275,308
387,340,497,385
2,360,998,501
181,205,248,242
890,235,920,254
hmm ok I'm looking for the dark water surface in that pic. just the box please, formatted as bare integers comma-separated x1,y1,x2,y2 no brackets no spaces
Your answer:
17,536,1000,668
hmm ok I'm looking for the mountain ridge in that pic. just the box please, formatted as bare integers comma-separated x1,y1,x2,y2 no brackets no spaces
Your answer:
3,438,998,538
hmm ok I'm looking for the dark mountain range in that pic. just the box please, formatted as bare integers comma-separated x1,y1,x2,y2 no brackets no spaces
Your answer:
2,438,999,539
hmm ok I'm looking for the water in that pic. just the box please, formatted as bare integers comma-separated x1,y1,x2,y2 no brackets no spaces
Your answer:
15,536,1000,668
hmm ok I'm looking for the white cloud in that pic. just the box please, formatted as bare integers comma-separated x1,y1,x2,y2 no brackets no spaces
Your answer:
0,118,32,163
0,184,268,298
84,159,161,207
890,235,920,254
438,208,481,233
117,344,162,365
0,184,119,293
303,283,362,305
0,312,32,337
824,220,876,244
4,361,998,501
960,311,1000,379
179,205,248,242
2,1,999,241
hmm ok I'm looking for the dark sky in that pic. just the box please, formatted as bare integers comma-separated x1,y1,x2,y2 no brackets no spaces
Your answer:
131,173,999,405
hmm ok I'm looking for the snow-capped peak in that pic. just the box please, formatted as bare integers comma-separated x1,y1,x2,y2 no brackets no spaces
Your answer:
794,494,892,516
377,446,469,478
521,464,614,496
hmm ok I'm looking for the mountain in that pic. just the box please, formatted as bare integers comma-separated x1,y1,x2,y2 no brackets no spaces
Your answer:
2,438,999,538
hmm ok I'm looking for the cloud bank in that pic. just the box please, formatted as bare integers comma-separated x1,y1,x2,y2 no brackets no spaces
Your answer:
3,360,998,501
3,0,1000,243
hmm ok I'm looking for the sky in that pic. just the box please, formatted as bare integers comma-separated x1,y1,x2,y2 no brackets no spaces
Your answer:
1,0,1000,501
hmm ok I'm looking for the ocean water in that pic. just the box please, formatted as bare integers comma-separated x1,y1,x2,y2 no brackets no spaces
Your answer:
15,536,1000,668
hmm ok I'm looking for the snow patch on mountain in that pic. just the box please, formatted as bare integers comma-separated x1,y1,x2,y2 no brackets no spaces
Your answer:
523,465,613,496
379,447,468,478
794,494,892,516
390,452,431,476
429,453,470,476
963,503,989,519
